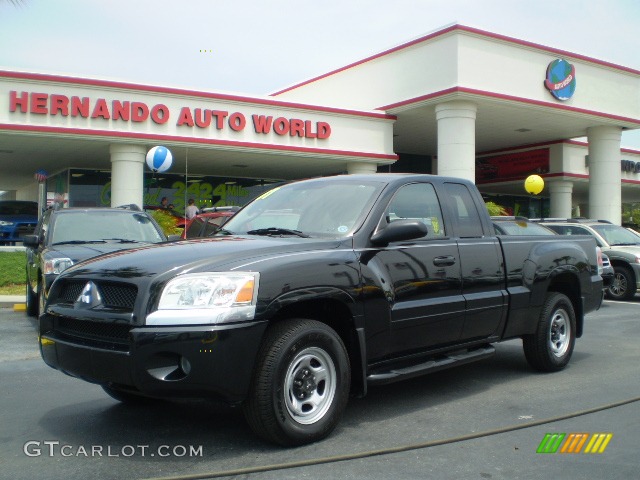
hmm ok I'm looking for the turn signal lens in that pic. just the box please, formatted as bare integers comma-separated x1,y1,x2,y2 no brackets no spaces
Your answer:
235,279,255,304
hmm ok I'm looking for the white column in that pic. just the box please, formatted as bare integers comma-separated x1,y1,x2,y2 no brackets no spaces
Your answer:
548,180,573,219
347,162,377,174
587,126,622,224
109,144,146,208
435,101,477,182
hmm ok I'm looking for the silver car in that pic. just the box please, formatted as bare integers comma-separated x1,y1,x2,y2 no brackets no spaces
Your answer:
540,219,640,300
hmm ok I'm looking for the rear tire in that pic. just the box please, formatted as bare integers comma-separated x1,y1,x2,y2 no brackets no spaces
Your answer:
523,292,576,372
243,319,351,446
606,265,636,301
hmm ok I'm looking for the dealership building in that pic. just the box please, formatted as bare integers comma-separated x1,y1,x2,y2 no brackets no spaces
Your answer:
1,24,639,223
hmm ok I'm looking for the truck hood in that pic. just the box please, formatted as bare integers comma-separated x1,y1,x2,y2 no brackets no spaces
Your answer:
605,245,640,256
45,242,155,265
61,236,345,280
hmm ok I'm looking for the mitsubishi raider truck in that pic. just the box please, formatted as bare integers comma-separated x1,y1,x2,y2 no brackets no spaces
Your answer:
38,174,603,446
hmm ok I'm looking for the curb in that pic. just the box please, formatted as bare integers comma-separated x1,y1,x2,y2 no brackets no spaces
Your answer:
0,296,26,310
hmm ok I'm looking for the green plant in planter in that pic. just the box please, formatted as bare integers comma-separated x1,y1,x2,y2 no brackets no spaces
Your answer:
485,201,508,217
151,210,183,236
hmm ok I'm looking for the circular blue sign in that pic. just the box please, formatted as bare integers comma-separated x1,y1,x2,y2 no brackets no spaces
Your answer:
544,59,576,101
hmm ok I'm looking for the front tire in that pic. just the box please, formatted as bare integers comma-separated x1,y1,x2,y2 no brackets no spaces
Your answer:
26,277,38,317
243,319,351,446
606,265,636,301
523,292,576,372
37,280,46,316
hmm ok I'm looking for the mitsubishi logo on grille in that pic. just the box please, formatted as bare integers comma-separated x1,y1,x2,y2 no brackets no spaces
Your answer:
74,281,103,309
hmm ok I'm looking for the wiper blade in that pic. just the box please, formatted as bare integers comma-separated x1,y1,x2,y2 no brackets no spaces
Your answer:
52,240,107,245
212,228,234,236
102,238,142,243
610,242,640,246
246,227,309,238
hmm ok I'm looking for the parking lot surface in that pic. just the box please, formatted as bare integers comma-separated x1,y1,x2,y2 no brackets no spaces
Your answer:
0,298,638,480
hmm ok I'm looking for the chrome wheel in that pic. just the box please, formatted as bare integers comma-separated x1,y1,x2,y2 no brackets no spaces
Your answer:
609,272,628,298
284,347,336,425
244,318,350,445
548,308,570,358
523,292,576,372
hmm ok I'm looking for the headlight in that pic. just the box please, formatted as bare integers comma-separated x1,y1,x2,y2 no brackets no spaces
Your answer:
44,258,74,275
0,220,14,226
146,272,260,326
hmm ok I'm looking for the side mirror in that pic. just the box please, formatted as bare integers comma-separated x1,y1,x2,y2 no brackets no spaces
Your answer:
166,234,182,242
23,234,40,248
370,220,428,247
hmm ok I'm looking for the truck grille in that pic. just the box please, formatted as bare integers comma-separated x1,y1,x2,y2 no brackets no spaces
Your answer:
17,224,37,236
59,281,137,310
57,317,131,348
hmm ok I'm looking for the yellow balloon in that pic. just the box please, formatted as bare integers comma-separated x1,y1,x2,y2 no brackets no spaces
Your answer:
524,175,544,195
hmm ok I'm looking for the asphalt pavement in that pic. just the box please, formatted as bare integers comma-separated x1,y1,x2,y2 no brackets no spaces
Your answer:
0,298,638,480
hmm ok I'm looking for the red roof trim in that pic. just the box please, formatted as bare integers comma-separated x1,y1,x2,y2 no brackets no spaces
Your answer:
271,24,640,96
0,70,395,120
542,172,590,179
542,172,640,184
477,139,640,156
540,172,640,185
0,123,398,161
271,25,460,96
480,171,640,185
477,141,561,156
379,87,640,125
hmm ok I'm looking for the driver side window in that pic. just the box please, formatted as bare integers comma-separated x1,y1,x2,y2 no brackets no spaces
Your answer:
385,183,445,238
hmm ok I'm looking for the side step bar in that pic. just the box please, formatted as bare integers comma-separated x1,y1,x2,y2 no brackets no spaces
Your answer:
367,345,496,385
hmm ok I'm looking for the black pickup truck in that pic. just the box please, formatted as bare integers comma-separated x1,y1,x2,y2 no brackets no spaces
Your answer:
39,174,603,446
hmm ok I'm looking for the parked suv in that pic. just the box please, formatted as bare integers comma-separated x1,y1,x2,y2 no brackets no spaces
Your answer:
537,219,640,300
0,200,38,244
24,205,171,317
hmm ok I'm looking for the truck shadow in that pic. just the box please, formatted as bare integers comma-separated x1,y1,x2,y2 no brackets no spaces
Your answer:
36,338,592,467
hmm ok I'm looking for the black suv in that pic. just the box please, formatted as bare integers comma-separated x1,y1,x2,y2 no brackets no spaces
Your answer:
537,219,640,300
24,206,170,316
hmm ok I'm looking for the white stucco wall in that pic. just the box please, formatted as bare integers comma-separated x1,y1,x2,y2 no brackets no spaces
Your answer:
457,32,640,121
273,31,460,110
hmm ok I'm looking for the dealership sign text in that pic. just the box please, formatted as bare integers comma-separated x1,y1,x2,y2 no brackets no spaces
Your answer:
8,91,331,139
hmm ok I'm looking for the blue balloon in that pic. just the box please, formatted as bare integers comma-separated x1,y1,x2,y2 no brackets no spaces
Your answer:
146,146,173,173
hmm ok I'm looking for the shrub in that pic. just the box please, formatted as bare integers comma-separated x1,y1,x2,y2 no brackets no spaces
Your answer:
150,210,183,236
485,201,508,217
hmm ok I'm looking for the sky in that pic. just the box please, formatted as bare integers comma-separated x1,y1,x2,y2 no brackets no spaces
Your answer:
1,0,639,148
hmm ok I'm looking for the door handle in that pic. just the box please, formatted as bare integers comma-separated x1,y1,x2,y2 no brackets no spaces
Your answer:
433,255,456,266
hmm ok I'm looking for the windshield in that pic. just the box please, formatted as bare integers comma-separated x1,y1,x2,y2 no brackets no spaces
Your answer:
220,178,385,238
51,211,165,245
591,224,640,246
0,201,38,216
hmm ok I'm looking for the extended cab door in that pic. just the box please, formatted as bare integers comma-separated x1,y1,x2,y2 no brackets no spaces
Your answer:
441,182,507,341
373,182,465,354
